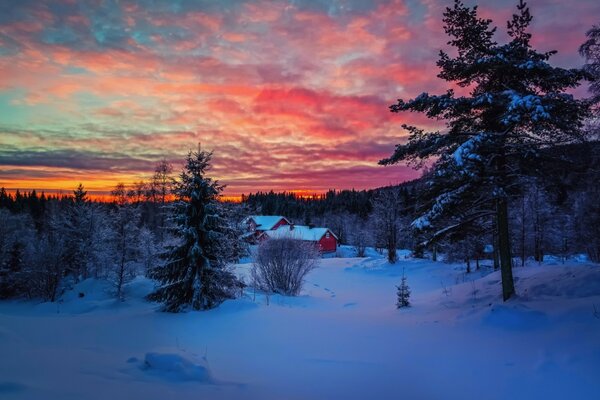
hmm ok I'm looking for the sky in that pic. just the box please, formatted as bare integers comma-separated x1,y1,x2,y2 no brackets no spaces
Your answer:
0,0,598,198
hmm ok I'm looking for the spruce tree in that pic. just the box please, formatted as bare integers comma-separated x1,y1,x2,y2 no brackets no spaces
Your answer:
396,269,411,308
148,150,242,312
73,183,87,204
61,183,92,280
380,0,593,300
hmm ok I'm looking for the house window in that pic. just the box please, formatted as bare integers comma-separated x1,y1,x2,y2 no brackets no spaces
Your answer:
326,232,330,238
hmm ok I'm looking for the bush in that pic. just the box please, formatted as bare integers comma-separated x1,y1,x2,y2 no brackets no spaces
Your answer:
251,238,319,296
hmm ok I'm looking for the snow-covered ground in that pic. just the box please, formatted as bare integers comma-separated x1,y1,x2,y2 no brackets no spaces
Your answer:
1,251,599,400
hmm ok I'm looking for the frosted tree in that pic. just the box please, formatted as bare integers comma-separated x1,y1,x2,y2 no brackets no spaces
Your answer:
372,188,404,263
348,216,369,258
138,227,159,276
380,1,592,300
29,231,67,302
0,211,34,298
148,150,242,312
55,183,106,281
150,160,174,241
396,269,411,308
109,205,141,301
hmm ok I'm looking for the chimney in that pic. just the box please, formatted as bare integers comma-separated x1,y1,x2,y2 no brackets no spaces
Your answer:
308,223,315,229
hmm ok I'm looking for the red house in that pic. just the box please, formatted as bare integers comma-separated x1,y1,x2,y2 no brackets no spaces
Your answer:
258,224,338,253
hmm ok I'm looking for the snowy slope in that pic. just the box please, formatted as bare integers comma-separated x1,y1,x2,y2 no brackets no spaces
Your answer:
0,253,599,400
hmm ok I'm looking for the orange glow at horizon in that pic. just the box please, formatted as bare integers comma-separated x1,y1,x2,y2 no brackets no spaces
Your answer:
1,188,330,204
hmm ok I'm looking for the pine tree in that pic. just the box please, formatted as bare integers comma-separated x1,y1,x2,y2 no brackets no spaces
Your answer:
396,269,411,308
60,184,95,280
73,183,87,205
148,150,242,312
380,0,592,301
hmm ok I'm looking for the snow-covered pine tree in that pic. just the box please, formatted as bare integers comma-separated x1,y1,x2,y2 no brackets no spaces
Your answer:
56,183,106,282
380,0,593,300
148,150,242,312
396,269,410,308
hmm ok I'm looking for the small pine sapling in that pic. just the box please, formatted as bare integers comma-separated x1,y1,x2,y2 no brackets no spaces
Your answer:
396,269,411,308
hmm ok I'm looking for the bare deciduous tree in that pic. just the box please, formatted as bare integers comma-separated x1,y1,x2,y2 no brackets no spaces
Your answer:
251,238,319,296
372,188,404,263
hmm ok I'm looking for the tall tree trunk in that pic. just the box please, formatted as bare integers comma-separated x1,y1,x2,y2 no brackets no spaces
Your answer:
533,189,543,264
493,225,499,271
496,198,515,301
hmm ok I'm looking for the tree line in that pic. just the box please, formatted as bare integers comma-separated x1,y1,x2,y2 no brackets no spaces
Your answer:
0,157,247,306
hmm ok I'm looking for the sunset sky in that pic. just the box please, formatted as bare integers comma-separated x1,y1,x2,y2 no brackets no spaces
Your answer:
1,0,598,198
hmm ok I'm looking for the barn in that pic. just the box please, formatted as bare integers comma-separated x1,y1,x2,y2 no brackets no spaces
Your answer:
258,224,338,253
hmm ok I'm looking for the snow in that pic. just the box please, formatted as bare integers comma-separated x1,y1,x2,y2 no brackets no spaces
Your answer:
516,60,548,70
136,351,212,382
1,253,599,399
503,90,551,124
452,134,487,166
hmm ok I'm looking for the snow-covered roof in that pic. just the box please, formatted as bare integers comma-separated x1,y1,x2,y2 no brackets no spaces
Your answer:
244,215,290,231
261,225,337,241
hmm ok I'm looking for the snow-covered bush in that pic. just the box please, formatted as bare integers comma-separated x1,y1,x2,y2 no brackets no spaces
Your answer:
251,238,319,296
348,225,369,257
